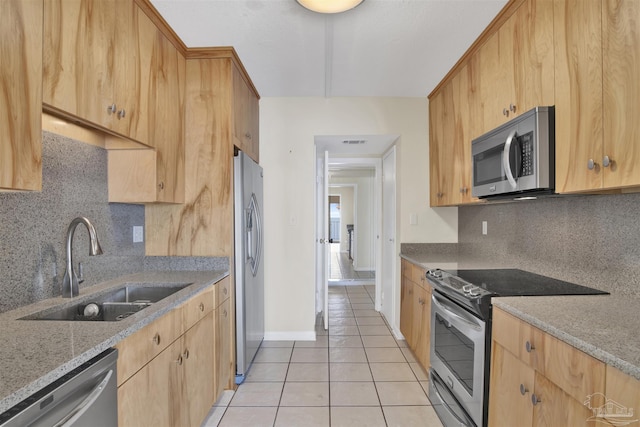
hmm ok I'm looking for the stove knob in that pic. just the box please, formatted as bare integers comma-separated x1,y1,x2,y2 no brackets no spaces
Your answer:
427,269,442,279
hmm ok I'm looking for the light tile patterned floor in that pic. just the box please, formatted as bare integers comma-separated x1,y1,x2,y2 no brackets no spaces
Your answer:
329,243,375,281
202,284,443,427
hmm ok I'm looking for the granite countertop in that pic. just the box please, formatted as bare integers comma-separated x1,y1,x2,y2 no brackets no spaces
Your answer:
400,253,640,381
0,270,228,414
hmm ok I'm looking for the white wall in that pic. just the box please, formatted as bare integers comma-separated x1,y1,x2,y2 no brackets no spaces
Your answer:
260,97,457,339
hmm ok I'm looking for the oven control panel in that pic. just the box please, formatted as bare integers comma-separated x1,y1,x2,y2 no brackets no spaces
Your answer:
426,269,494,299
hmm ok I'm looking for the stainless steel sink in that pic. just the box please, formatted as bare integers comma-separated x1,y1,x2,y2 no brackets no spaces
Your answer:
20,282,193,321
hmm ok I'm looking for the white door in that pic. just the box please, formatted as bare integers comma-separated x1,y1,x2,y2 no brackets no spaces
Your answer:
381,147,396,329
315,150,330,330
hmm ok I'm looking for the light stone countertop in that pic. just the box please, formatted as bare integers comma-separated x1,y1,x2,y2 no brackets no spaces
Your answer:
0,270,228,414
400,253,640,381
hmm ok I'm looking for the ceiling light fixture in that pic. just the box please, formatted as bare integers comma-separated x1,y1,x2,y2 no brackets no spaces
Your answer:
296,0,364,14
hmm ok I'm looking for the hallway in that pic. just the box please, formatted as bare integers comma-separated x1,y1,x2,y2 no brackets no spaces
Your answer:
329,243,375,282
203,284,442,426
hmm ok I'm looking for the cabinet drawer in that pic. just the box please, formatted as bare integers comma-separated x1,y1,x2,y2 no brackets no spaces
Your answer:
216,276,231,307
493,307,605,404
492,308,545,372
183,286,214,332
115,307,182,386
411,264,428,290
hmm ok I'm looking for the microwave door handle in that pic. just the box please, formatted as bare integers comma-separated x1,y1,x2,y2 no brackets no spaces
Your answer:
502,130,518,190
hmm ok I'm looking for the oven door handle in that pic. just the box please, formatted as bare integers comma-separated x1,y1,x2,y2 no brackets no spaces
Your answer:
503,129,519,190
431,293,484,332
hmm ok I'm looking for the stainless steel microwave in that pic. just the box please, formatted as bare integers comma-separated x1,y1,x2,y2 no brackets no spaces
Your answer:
472,106,555,199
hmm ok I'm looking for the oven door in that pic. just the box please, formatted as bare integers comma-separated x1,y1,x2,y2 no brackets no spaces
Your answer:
430,291,486,427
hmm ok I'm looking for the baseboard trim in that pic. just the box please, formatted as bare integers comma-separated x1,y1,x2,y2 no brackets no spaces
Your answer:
264,331,317,341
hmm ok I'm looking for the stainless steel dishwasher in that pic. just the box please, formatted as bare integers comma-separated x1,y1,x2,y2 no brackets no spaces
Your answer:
0,348,118,427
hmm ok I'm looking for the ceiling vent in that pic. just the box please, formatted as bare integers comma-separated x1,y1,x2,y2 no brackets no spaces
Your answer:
342,140,366,145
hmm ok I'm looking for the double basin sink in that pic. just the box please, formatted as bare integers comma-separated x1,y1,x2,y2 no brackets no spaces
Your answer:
20,283,192,322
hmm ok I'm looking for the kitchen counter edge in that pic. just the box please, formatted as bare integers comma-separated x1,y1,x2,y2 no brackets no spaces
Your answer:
0,270,229,414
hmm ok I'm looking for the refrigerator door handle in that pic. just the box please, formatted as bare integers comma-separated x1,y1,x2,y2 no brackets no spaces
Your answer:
246,207,253,263
248,193,262,277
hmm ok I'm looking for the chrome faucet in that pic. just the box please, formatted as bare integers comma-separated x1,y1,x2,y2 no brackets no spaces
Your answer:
62,217,103,298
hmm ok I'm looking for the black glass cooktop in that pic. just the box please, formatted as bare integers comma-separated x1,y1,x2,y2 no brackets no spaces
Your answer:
446,269,608,297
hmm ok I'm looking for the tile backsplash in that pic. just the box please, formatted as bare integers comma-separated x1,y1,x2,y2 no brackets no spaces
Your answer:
0,131,225,313
458,193,640,296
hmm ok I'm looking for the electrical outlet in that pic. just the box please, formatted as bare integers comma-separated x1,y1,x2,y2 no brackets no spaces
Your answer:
482,221,488,236
133,226,144,243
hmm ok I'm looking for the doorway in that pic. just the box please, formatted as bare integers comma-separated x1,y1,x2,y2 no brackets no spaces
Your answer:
315,135,398,331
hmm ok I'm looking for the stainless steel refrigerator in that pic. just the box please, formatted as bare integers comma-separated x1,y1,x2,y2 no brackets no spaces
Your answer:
234,151,264,384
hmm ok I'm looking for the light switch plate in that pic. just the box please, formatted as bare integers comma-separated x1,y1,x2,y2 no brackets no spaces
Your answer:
133,226,144,243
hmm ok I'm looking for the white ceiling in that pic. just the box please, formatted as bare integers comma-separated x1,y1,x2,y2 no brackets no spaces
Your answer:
150,0,508,98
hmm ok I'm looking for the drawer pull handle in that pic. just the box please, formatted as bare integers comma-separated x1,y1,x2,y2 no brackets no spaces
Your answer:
183,349,190,360
117,108,126,119
152,333,161,346
199,302,205,312
223,287,228,295
520,384,529,395
107,104,116,114
531,394,541,406
176,355,183,366
525,341,535,353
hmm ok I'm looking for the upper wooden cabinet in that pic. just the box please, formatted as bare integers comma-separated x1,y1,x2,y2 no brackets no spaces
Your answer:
43,0,139,138
555,0,640,193
232,63,260,163
478,0,554,133
107,7,186,204
0,0,42,191
429,61,479,207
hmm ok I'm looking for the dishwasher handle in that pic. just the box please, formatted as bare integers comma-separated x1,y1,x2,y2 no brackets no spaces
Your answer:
53,369,114,427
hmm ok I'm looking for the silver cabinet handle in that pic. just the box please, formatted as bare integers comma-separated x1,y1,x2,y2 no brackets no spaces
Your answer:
176,355,183,365
107,104,116,114
152,333,161,345
525,340,535,353
510,103,517,113
520,384,529,395
503,107,509,117
245,132,252,140
531,394,541,405
588,159,596,170
603,155,611,167
117,108,126,119
183,349,190,360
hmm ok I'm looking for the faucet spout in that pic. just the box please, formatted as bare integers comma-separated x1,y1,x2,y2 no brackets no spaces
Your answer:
61,217,103,298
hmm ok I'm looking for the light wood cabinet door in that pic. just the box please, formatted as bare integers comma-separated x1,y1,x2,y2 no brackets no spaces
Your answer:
400,269,414,346
602,0,640,190
604,365,640,426
184,311,215,427
554,0,604,193
488,344,535,427
531,372,595,427
233,64,259,163
118,336,183,427
478,0,554,134
215,298,233,398
135,7,186,202
43,0,147,142
412,283,430,369
429,83,458,206
0,0,42,191
145,58,234,256
429,62,479,206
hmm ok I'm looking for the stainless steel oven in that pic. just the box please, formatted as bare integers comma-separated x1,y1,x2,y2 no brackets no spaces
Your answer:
425,268,608,427
429,290,487,427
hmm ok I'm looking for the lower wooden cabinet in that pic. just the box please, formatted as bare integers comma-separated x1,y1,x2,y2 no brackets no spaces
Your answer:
117,278,230,427
215,297,233,398
400,259,431,369
489,307,610,427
